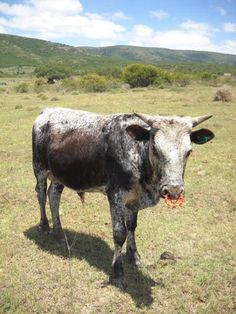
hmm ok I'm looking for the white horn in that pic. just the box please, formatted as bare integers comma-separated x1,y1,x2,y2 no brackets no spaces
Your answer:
192,114,213,127
134,113,156,126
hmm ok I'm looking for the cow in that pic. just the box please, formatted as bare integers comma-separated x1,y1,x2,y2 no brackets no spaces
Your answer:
32,107,214,289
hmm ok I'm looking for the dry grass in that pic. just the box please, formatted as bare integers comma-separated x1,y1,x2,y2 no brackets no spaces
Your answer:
0,79,236,313
213,87,233,102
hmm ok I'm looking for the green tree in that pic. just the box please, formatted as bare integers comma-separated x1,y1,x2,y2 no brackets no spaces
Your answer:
122,64,160,88
35,61,72,83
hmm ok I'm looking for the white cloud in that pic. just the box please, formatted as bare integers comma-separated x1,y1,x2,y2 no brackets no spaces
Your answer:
128,28,215,51
112,10,131,20
223,40,236,54
216,7,227,16
0,0,125,41
0,24,6,33
99,41,116,47
180,20,218,34
31,0,83,14
224,23,236,32
128,25,154,46
126,21,236,54
0,1,235,54
150,10,169,20
132,24,153,38
152,30,212,50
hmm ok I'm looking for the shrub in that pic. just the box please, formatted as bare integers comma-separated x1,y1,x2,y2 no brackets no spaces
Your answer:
61,78,80,91
154,70,173,86
0,87,6,93
51,97,60,101
214,87,232,102
171,72,191,86
79,73,109,92
122,64,160,88
154,71,191,87
15,104,23,109
15,82,29,93
35,61,72,83
201,72,213,80
34,77,47,92
35,77,47,87
96,67,122,79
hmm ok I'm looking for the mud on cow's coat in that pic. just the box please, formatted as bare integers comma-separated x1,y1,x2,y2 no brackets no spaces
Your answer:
32,107,214,289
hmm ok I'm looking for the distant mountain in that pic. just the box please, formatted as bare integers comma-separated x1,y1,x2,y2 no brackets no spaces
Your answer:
0,33,236,70
86,45,236,65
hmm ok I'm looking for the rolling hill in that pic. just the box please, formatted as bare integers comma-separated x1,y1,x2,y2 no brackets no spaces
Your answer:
0,33,236,71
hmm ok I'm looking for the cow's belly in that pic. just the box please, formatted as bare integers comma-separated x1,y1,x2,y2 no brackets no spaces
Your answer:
47,127,108,190
48,156,107,190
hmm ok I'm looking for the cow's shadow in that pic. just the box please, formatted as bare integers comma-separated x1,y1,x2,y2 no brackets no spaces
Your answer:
24,226,163,307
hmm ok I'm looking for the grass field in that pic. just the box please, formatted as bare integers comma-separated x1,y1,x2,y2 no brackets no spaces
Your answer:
0,79,235,313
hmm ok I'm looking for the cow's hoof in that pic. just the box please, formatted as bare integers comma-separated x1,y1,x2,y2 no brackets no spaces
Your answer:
109,276,127,291
51,229,65,242
126,251,142,268
39,223,50,234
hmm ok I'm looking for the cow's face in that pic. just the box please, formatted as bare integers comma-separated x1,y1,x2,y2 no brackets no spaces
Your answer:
127,114,214,200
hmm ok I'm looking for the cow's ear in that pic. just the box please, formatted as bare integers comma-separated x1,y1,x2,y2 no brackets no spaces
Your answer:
126,125,150,141
191,128,215,144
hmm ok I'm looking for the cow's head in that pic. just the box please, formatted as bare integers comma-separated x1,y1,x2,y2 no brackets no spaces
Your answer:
127,113,214,201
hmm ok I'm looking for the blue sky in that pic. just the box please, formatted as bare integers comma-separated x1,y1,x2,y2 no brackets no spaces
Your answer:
0,0,236,54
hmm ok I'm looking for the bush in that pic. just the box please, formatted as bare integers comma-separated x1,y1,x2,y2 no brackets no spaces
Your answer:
35,77,47,87
15,82,29,93
79,73,109,92
154,70,174,86
171,72,191,86
122,64,160,88
61,78,80,91
214,87,232,102
201,72,213,80
35,61,72,83
154,71,191,87
34,77,47,92
96,67,122,79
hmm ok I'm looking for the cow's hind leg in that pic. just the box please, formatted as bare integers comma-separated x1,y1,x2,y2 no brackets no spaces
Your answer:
35,172,49,233
125,209,142,267
48,181,64,239
108,191,127,290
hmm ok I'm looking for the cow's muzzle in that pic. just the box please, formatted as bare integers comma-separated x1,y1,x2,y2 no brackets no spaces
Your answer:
161,185,184,200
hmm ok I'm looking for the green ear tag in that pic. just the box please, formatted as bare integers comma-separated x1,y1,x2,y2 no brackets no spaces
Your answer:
196,136,209,144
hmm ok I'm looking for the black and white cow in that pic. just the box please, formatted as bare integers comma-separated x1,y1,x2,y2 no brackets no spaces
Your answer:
32,107,214,288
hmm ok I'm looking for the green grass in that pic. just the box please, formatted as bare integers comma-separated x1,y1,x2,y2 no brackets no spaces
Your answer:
0,79,235,313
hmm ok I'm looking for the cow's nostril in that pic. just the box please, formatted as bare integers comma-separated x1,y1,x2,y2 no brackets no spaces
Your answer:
161,186,169,197
161,185,184,200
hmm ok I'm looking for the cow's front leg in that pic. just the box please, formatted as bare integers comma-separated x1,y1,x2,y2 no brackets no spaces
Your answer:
125,209,142,267
108,191,127,290
48,181,64,240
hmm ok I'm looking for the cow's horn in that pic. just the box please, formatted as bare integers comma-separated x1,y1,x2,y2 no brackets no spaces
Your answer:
192,114,213,127
134,113,155,127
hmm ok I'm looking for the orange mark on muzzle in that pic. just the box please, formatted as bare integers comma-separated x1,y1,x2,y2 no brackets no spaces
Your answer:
164,193,185,208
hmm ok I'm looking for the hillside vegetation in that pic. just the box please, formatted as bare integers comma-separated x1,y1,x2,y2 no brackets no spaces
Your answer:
1,33,236,75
